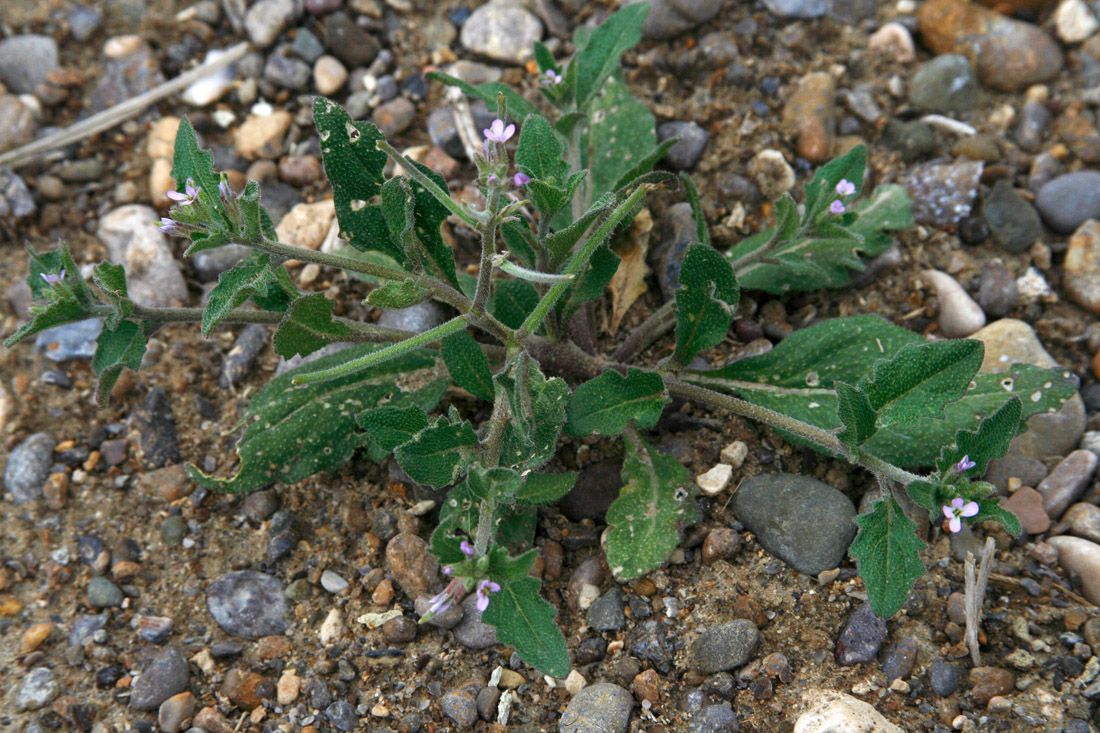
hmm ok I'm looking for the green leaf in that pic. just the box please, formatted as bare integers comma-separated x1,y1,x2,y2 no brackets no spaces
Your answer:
836,381,878,446
906,479,938,514
249,256,298,313
679,173,710,247
4,298,87,348
533,42,557,75
380,176,416,249
394,413,479,488
91,320,148,406
187,343,436,494
545,194,611,264
365,280,431,309
405,159,460,287
585,76,657,202
559,241,619,324
606,434,699,580
850,494,926,618
425,72,541,122
674,244,740,365
849,183,913,236
431,470,534,562
573,2,648,106
26,242,93,308
516,114,570,186
441,329,494,401
171,118,222,217
202,256,278,336
804,144,866,219
555,111,587,137
356,404,429,452
973,496,1022,537
501,219,538,270
91,262,134,329
491,279,539,329
313,98,403,262
517,471,578,505
482,578,570,678
489,547,538,584
273,293,353,359
935,396,1022,478
610,138,678,193
497,362,570,472
524,179,570,217
565,367,667,437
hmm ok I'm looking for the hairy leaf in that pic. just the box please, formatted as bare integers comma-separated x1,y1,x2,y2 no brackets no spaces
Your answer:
441,329,494,401
273,293,353,359
559,241,619,325
491,279,539,329
935,396,1023,478
357,405,429,452
482,578,570,678
91,263,133,329
679,172,710,247
4,298,87,348
365,280,431,309
171,118,222,218
394,413,478,488
835,381,877,447
27,242,92,307
674,244,740,365
606,435,699,579
973,496,1022,537
565,367,667,437
489,547,539,584
573,2,647,106
850,494,925,617
517,114,570,186
92,320,149,406
426,72,541,122
202,257,278,336
498,363,570,472
585,76,657,203
611,137,678,193
517,471,578,505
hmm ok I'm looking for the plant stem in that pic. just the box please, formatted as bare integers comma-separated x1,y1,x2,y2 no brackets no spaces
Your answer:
472,187,502,315
291,315,468,385
518,185,650,338
663,375,924,487
474,396,512,556
612,300,675,362
376,139,482,229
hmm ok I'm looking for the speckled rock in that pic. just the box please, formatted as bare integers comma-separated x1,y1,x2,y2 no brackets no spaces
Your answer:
12,668,60,712
1064,220,1100,314
97,205,189,308
969,319,1085,459
560,682,634,733
781,72,836,163
835,603,887,665
929,659,962,696
275,200,336,250
385,532,441,598
732,474,857,575
130,646,190,711
793,690,901,732
4,432,55,504
460,2,543,64
1035,172,1100,234
690,620,761,674
908,54,979,113
918,0,1063,91
206,571,289,638
902,160,983,227
968,666,1015,705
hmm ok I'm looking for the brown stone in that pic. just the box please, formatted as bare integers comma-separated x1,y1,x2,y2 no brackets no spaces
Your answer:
222,670,274,710
22,621,52,653
194,707,234,733
632,669,661,704
42,472,68,510
1054,109,1100,164
1064,220,1100,314
1049,536,1100,604
1038,450,1099,521
1000,487,1050,534
1064,503,1100,544
255,635,291,660
384,533,441,598
135,464,191,503
702,528,741,565
422,145,460,179
781,72,835,164
918,0,1063,91
371,578,395,605
968,666,1015,704
234,110,292,160
278,155,322,186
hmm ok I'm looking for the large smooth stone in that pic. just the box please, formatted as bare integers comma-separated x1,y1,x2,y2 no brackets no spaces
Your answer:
1049,536,1100,605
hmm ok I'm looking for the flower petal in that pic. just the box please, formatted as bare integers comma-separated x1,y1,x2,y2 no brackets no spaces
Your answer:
948,516,962,533
943,504,954,519
961,501,979,518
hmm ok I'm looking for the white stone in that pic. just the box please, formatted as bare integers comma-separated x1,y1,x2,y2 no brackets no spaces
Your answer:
1082,430,1100,456
181,49,236,106
794,690,902,733
696,463,733,495
1055,0,1100,43
319,607,345,645
244,0,298,48
1048,536,1100,605
276,200,336,250
313,55,348,96
720,441,748,468
1016,266,1054,305
96,205,188,308
0,382,14,434
924,270,985,338
564,669,586,696
277,673,300,705
753,149,796,199
321,569,349,594
868,22,916,63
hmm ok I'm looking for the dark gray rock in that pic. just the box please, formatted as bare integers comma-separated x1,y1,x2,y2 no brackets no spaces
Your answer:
0,35,59,94
323,13,380,68
476,686,501,721
658,121,709,170
325,701,359,731
453,595,497,649
731,474,857,575
12,668,60,712
882,119,937,163
220,324,269,389
688,704,739,733
835,602,887,665
621,0,723,39
587,587,627,632
87,576,124,608
690,620,761,674
129,387,181,469
263,54,311,90
929,659,962,696
130,646,189,711
206,570,288,638
630,619,674,674
1035,171,1100,234
908,54,979,114
560,458,622,522
0,167,36,218
882,637,918,683
560,682,633,733
984,180,1042,254
761,0,827,18
34,318,102,362
977,259,1018,318
292,27,325,62
4,432,55,504
985,455,1047,494
192,244,250,284
160,516,188,547
652,202,699,300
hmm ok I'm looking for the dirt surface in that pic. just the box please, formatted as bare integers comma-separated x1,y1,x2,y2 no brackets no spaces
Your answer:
2,0,1100,732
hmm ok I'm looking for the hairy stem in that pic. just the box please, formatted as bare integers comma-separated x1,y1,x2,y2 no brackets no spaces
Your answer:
612,300,675,362
376,139,482,229
291,316,468,385
472,186,502,315
663,375,924,487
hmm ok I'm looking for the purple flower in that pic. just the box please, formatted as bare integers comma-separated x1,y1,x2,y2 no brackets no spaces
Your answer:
942,497,979,533
218,179,234,201
829,200,846,215
488,174,499,184
474,579,501,612
954,454,976,473
421,578,466,621
544,69,562,84
460,541,475,557
483,119,515,144
158,217,182,235
40,269,65,286
167,178,200,206
835,179,856,196
513,172,530,187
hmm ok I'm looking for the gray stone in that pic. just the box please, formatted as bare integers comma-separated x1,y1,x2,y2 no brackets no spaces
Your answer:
984,180,1042,254
12,668,60,711
658,121,709,170
630,619,674,673
908,54,979,114
835,603,887,665
690,620,761,674
761,0,828,18
325,701,358,731
263,54,312,90
688,705,739,733
560,682,634,733
377,299,451,333
622,0,724,39
902,160,983,228
292,27,325,63
160,516,188,547
977,259,1018,318
984,455,1047,494
4,433,55,504
428,107,464,159
220,324,269,389
882,637,918,683
129,387,181,469
560,458,622,522
206,570,289,638
33,317,101,363
323,13,381,68
244,0,299,48
453,595,497,649
87,576,124,608
97,205,188,308
652,202,699,300
130,646,189,711
587,587,627,631
1035,171,1100,234
1037,450,1099,521
0,166,36,219
461,2,543,65
731,474,857,575
441,689,479,729
929,659,962,696
0,35,59,94
88,38,164,113
1015,101,1050,152
69,5,104,41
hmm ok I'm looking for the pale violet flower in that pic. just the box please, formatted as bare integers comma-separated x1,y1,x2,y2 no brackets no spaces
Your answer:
483,119,515,143
954,455,976,473
513,172,530,186
167,178,200,206
835,179,856,196
488,174,499,184
474,579,501,612
158,217,182,235
943,497,979,533
40,269,65,286
544,69,562,84
829,200,846,215
460,541,475,557
422,578,466,621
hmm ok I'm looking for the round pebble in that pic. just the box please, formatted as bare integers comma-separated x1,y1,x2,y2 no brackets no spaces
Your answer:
690,620,761,674
206,570,289,638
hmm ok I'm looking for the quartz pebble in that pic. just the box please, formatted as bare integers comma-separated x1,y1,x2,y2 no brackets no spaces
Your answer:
720,441,748,468
1055,0,1100,43
460,3,543,64
752,149,796,199
868,22,916,63
12,667,60,712
793,690,901,732
181,49,236,106
924,270,985,338
313,55,348,95
235,110,292,159
696,463,732,495
1049,536,1100,604
902,160,983,227
98,205,188,307
244,0,299,47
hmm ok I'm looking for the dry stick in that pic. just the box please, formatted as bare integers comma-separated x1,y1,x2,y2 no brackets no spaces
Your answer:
964,536,997,666
447,88,485,164
0,42,250,170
